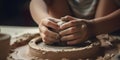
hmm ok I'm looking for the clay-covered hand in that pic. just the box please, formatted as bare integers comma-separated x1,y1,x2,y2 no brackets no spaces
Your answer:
39,17,60,44
60,16,93,45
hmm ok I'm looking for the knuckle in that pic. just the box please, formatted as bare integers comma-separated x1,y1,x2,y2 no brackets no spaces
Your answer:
78,19,84,22
82,24,87,29
59,32,63,36
70,20,76,24
77,39,82,43
43,41,50,44
62,36,68,41
43,37,49,44
43,37,47,41
65,15,70,18
75,41,79,44
53,33,58,36
40,20,44,25
72,33,80,39
73,40,79,44
70,27,76,33
62,37,66,41
39,29,42,32
43,29,48,34
44,34,48,38
61,33,65,36
71,34,76,38
46,21,51,25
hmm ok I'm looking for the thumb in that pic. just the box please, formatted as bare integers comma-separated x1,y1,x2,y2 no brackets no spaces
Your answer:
48,17,61,23
61,15,77,21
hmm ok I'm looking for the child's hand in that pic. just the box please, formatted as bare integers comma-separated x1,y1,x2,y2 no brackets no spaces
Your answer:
39,17,60,44
60,16,93,45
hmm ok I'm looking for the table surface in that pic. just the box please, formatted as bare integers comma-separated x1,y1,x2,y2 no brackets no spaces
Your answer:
0,26,39,44
1,26,119,60
0,26,39,38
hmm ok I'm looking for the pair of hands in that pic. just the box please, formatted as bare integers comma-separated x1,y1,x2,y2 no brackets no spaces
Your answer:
39,16,92,45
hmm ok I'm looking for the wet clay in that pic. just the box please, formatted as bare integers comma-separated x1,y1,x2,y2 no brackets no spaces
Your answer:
28,37,100,60
8,33,120,60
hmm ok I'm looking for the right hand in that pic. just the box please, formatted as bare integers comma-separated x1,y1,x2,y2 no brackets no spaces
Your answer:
38,17,60,44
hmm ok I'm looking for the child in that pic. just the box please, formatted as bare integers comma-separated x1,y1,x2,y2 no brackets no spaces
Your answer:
30,0,120,45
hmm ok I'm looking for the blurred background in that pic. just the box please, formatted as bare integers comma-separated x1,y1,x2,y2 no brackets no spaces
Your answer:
0,0,37,26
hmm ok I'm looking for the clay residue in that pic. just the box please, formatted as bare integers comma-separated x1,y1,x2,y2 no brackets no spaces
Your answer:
36,39,99,52
8,33,120,60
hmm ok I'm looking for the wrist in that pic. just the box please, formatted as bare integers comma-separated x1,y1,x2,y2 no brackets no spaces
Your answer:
85,20,96,38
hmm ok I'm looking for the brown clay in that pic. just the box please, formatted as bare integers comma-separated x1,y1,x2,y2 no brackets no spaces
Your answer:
8,33,120,60
28,37,100,60
0,33,10,60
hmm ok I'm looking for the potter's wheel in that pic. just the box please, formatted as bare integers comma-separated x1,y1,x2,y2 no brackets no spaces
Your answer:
28,37,100,60
8,33,101,60
8,34,120,60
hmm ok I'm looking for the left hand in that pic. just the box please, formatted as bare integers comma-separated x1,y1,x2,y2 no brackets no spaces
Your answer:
59,16,92,45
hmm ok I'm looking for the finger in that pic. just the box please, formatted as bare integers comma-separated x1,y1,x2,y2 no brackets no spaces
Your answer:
61,15,77,21
39,25,59,39
67,25,88,45
67,39,82,45
42,18,59,30
42,33,59,42
60,26,80,36
41,33,58,44
60,20,84,30
49,18,61,23
40,33,53,44
61,32,81,41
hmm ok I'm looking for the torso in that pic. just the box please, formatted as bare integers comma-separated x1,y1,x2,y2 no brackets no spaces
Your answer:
68,0,98,19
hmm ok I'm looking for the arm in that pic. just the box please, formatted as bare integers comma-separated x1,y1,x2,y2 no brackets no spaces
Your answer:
30,0,71,24
93,0,120,35
48,0,71,18
30,0,50,24
59,0,120,45
30,0,71,44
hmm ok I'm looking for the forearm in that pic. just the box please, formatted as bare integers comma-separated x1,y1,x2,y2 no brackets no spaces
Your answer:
93,9,120,35
30,0,71,25
48,0,71,18
95,0,119,18
30,0,50,24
